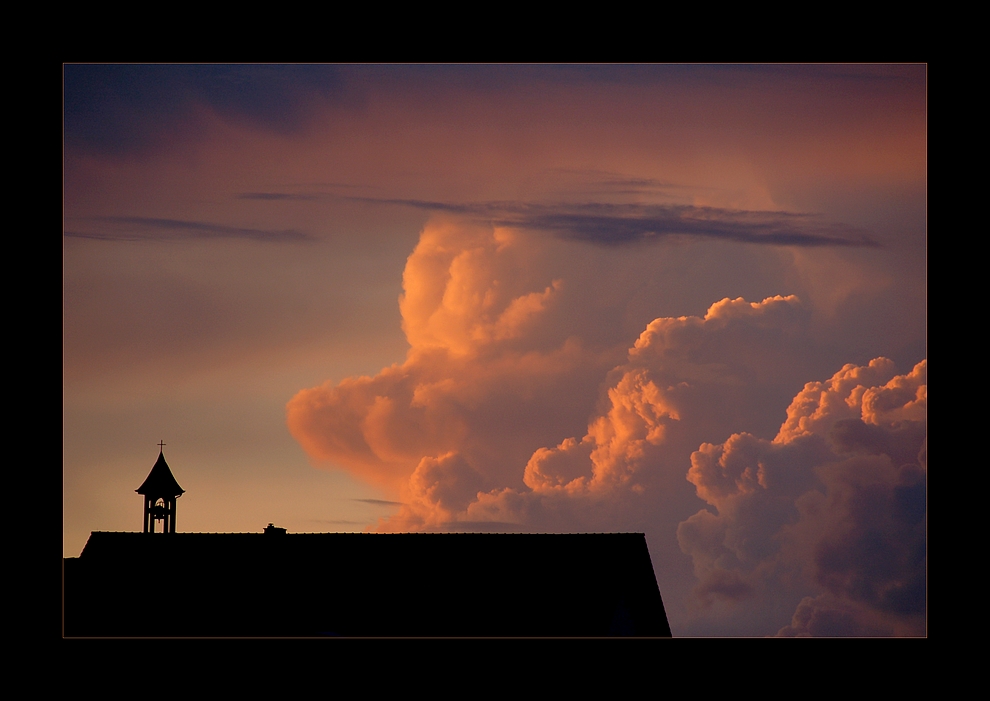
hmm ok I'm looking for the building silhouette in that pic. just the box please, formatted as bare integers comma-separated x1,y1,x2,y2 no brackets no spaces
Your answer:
63,448,672,637
136,446,183,534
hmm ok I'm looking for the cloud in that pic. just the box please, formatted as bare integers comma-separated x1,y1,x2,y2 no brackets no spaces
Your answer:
342,197,877,248
497,204,878,248
290,219,818,531
455,294,818,535
64,64,350,155
64,216,312,242
406,452,486,526
287,218,611,502
287,217,923,634
64,64,925,159
677,359,927,635
775,594,893,637
225,186,878,252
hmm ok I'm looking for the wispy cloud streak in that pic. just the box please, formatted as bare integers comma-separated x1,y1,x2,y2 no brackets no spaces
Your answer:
64,216,312,242
339,197,878,248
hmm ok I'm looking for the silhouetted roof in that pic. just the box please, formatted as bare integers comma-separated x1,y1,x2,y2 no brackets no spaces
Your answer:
135,451,184,498
64,531,671,637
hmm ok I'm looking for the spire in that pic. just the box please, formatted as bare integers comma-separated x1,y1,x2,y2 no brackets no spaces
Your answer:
138,445,184,534
136,449,184,498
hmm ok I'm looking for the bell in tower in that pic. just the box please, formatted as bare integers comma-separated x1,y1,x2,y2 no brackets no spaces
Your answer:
136,442,185,534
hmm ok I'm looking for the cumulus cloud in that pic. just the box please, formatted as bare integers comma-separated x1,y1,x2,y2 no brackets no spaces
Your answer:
522,367,679,494
398,221,563,357
287,217,925,635
287,218,610,503
775,594,892,637
678,359,927,636
516,295,813,499
405,452,486,527
289,219,814,527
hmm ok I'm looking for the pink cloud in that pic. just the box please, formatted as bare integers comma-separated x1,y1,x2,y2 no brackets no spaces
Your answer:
287,218,610,502
287,217,925,635
678,359,927,635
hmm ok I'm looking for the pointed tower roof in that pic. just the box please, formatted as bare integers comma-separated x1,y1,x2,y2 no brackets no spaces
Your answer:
136,450,185,498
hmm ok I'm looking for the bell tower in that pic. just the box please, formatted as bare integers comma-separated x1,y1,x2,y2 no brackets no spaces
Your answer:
136,442,185,534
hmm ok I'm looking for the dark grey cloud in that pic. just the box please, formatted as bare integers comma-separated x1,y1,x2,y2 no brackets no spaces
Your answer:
341,196,878,248
829,418,929,467
497,205,878,248
65,65,925,158
64,216,312,242
64,64,350,156
353,498,405,507
814,460,927,616
679,371,927,634
233,187,875,247
776,595,890,637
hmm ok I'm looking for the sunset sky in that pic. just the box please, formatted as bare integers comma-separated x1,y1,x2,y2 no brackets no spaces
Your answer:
63,65,926,636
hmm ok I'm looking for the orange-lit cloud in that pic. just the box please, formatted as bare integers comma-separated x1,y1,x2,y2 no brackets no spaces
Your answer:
399,221,562,357
62,66,927,638
520,295,807,497
290,219,817,530
678,359,927,635
288,215,925,635
286,218,603,498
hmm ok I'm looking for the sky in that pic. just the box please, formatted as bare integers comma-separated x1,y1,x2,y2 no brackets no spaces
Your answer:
63,64,927,636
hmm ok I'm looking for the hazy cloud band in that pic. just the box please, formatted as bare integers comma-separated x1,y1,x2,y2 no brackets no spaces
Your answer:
65,216,312,242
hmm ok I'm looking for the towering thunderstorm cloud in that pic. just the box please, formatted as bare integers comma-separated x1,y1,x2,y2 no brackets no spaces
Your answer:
287,217,926,636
